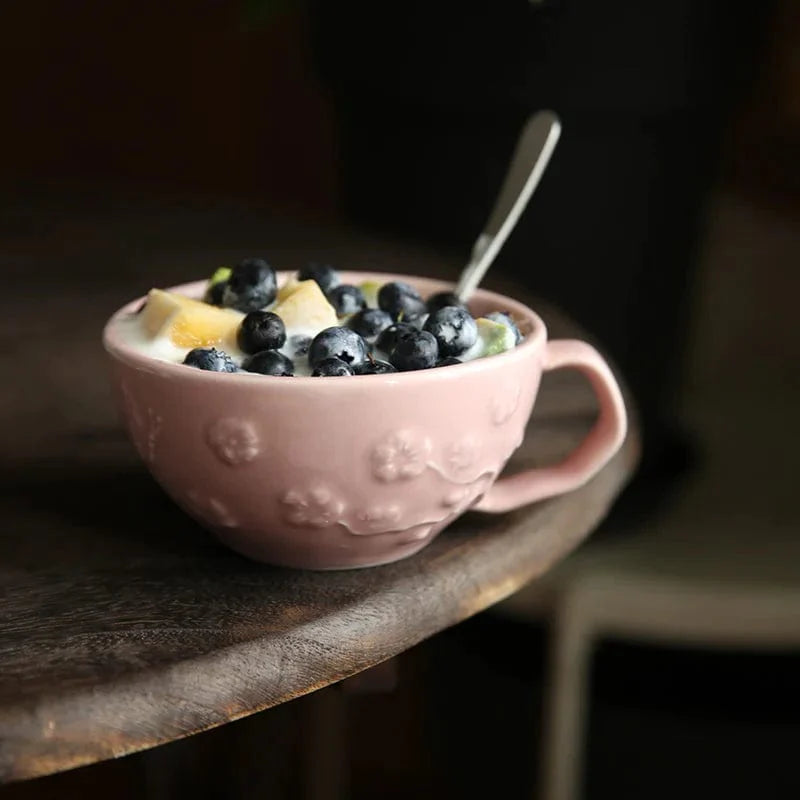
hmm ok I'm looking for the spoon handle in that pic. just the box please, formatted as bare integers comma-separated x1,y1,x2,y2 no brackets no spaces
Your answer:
455,110,561,302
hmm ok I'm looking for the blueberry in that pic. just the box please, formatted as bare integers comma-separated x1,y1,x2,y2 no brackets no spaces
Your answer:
486,311,522,344
375,322,416,354
378,281,427,321
222,258,277,312
347,308,393,340
204,267,232,305
308,326,368,368
436,356,462,367
298,262,340,294
327,284,366,316
355,358,397,375
423,306,478,357
242,350,294,376
427,291,467,314
289,334,312,357
183,347,238,373
237,310,286,354
400,311,428,330
312,357,354,377
389,329,438,371
204,280,226,306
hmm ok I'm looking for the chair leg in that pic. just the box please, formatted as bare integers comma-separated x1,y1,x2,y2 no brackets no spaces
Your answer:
302,685,348,800
301,660,399,800
538,601,594,800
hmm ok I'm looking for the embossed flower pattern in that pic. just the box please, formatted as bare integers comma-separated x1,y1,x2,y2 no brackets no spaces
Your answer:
371,430,432,482
446,436,480,474
143,409,163,463
281,486,345,528
121,383,162,464
354,504,402,534
401,523,434,542
442,487,470,508
206,418,260,466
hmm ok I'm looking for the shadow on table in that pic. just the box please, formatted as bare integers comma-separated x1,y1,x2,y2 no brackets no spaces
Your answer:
0,458,226,562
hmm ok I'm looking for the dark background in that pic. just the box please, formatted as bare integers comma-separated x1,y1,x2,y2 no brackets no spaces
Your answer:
2,1,799,798
0,0,790,475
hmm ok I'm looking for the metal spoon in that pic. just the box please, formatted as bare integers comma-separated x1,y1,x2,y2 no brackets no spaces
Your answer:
454,110,561,302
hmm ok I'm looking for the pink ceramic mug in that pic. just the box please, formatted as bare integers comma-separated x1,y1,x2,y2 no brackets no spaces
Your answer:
103,272,627,570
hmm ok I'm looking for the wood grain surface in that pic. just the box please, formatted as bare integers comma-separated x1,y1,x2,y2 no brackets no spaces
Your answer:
0,189,639,783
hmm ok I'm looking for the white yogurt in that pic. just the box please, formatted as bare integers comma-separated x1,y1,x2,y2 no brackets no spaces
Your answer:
115,278,520,375
115,307,323,375
114,313,212,363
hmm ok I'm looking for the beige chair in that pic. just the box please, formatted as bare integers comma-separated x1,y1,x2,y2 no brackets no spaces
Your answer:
496,193,800,800
498,512,800,800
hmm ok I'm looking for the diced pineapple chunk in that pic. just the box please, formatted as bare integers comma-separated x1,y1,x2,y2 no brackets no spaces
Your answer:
276,276,303,302
141,289,243,349
272,279,338,332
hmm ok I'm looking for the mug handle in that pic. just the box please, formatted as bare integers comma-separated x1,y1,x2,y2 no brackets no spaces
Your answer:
473,339,628,513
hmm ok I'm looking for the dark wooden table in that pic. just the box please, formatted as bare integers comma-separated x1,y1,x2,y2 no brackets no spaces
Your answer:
0,187,639,785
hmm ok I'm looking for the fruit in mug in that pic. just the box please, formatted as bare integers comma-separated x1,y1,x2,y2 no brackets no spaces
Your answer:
347,308,393,341
327,284,366,316
206,283,226,306
134,265,525,377
475,317,517,356
242,350,294,376
298,263,340,294
288,333,312,357
427,291,466,314
142,289,242,348
204,267,231,305
389,329,439,371
355,358,397,375
141,289,183,336
308,327,368,368
276,277,303,302
486,311,522,344
404,311,429,330
359,280,381,308
311,357,354,377
237,311,287,354
378,281,427,321
375,322,416,354
183,347,238,372
272,279,338,332
423,306,478,357
209,267,232,284
222,258,277,312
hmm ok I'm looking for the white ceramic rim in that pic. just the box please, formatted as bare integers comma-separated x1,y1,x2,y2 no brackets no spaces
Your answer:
102,271,548,385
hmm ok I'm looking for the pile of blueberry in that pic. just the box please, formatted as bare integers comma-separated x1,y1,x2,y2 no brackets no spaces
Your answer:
183,258,520,377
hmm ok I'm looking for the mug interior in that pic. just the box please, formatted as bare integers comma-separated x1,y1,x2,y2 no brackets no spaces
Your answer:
103,272,547,376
